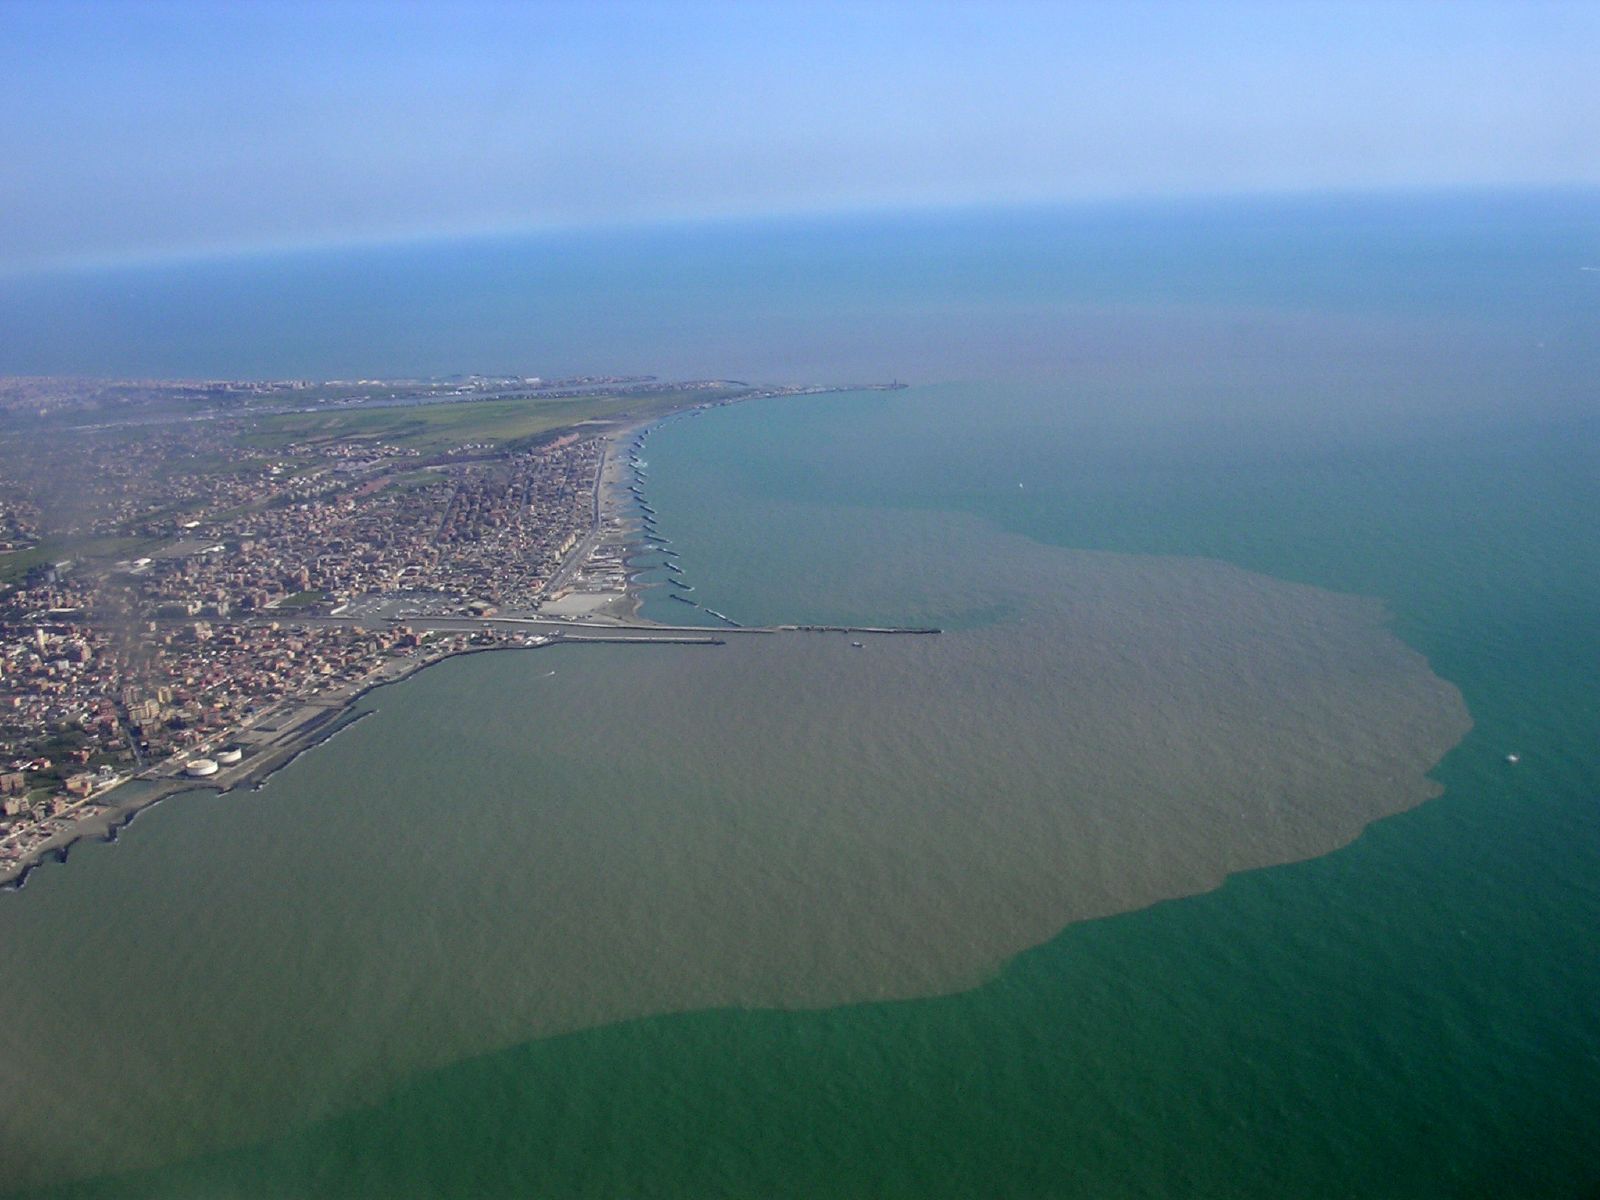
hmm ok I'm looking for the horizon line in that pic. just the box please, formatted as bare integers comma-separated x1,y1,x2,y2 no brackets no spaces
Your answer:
4,181,1595,283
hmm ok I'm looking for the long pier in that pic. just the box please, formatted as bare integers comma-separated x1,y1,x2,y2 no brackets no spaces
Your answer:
559,635,725,646
776,624,942,635
276,613,939,641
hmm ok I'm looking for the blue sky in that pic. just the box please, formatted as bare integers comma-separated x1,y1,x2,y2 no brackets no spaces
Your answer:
1,0,1595,272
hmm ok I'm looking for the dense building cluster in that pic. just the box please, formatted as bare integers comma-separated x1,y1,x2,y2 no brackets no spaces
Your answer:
114,436,601,612
0,496,40,552
8,422,273,539
0,415,605,871
0,601,441,868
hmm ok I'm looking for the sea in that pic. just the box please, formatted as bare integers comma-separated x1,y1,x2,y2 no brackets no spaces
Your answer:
0,190,1596,1198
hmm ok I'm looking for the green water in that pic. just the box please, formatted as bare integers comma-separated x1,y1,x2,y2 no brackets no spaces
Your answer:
3,196,1598,1197
7,372,1595,1197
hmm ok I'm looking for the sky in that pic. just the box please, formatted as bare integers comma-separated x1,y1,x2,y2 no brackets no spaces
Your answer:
1,0,1596,274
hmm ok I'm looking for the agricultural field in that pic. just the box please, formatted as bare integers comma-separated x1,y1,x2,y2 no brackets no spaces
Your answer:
241,386,750,454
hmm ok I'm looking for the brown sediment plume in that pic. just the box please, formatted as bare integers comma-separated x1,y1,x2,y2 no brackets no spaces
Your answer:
0,510,1469,1187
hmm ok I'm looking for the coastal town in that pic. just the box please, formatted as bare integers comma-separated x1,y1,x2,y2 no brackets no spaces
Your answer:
0,373,902,884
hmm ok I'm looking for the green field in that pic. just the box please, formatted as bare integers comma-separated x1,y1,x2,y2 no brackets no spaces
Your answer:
242,387,749,454
272,590,329,610
0,535,158,585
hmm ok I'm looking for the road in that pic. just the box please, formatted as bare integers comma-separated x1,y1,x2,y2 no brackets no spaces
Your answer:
540,428,611,599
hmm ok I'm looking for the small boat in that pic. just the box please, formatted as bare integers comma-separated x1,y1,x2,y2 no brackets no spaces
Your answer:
851,641,863,648
1506,753,1521,764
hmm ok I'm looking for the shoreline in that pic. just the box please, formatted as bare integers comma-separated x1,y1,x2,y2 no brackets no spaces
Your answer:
0,639,536,891
0,381,917,892
539,398,723,625
1,407,673,890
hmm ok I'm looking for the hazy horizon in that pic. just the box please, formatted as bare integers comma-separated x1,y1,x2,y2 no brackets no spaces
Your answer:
3,6,1599,1195
3,0,1596,274
2,187,1594,389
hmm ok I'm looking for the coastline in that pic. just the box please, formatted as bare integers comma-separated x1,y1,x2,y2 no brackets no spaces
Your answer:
0,381,909,892
0,639,536,891
538,392,744,624
2,404,672,889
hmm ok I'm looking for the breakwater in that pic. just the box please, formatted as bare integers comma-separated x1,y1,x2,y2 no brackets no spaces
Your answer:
777,624,942,635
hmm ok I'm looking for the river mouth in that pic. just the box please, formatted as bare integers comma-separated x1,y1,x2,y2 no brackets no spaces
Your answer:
0,508,1469,1189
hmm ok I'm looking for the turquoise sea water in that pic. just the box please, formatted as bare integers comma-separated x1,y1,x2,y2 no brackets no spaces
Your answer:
1,192,1597,1196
